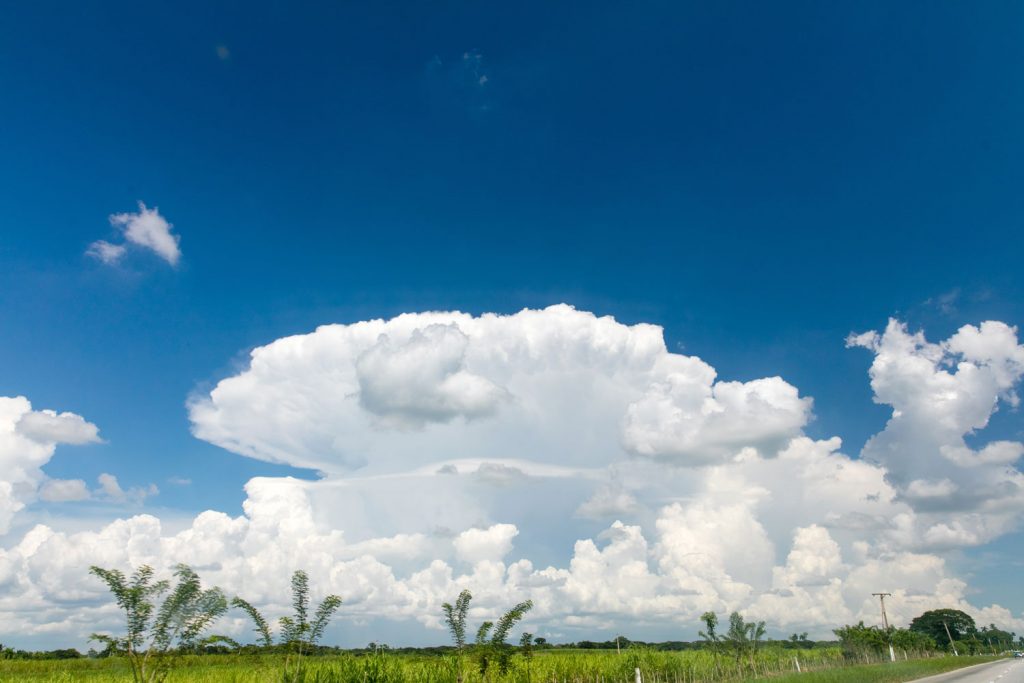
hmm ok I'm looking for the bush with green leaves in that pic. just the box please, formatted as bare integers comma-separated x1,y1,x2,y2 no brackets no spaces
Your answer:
698,611,765,674
835,621,937,661
231,569,342,656
88,563,228,683
442,589,533,681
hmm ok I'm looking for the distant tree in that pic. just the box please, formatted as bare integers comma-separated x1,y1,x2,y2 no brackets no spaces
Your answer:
909,609,977,649
89,563,227,683
834,622,889,660
890,628,936,654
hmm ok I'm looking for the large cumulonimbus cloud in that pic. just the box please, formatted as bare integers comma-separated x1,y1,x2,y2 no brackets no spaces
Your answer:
188,305,812,473
1,306,1023,647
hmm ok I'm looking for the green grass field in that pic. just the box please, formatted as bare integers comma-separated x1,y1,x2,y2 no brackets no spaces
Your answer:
0,649,999,683
0,651,999,683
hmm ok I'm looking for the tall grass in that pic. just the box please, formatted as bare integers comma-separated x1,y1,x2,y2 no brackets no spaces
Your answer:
0,646,935,683
3,648,999,683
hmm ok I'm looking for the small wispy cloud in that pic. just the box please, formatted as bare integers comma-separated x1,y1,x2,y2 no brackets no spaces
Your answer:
85,240,127,265
924,288,961,316
39,479,91,503
167,476,192,486
87,202,181,267
97,473,159,504
424,50,494,115
461,50,489,89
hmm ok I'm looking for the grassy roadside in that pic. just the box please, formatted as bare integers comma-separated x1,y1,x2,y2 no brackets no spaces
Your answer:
749,656,1002,683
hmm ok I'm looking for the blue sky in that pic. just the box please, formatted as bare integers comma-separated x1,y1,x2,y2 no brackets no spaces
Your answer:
1,1,1023,648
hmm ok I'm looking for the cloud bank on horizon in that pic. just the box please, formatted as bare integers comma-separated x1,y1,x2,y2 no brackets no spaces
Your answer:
1,306,1023,645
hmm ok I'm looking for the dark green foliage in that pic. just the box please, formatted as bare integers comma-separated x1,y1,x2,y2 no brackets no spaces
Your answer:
0,645,83,660
909,609,977,649
834,621,937,660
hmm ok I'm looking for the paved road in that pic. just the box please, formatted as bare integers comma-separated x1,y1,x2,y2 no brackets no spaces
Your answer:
911,658,1024,683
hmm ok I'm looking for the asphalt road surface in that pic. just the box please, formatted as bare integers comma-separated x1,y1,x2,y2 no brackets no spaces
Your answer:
911,658,1024,683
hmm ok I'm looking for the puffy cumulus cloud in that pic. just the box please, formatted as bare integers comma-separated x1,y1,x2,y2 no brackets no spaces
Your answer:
453,524,518,564
38,479,90,503
356,324,510,427
88,202,181,266
622,359,812,464
848,319,1024,548
14,408,100,446
0,397,101,534
4,311,1024,646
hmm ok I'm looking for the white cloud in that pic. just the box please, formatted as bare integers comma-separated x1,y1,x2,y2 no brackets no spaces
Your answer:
16,409,101,446
3,309,1024,647
88,202,181,266
0,397,101,534
848,319,1024,547
356,324,510,427
453,524,518,565
188,305,808,473
622,361,811,464
85,240,126,265
97,474,158,505
38,479,91,503
574,483,639,520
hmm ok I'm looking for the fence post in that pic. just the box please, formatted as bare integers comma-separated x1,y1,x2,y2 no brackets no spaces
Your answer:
635,667,643,683
793,657,801,673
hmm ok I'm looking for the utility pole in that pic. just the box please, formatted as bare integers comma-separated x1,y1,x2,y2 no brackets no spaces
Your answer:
872,593,896,662
942,621,959,656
